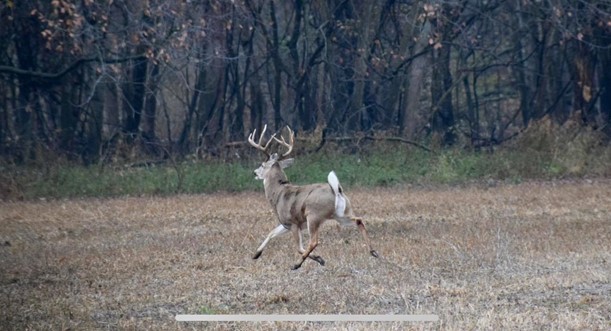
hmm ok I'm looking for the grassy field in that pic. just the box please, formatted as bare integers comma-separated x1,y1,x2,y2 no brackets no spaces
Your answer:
1,179,610,330
3,137,610,200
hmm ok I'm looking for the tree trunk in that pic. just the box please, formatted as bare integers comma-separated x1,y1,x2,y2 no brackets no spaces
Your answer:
269,0,283,130
103,77,121,147
463,72,478,144
122,58,148,138
348,1,385,132
599,47,611,135
179,61,205,154
84,73,104,164
141,65,159,142
249,77,265,133
431,40,455,146
401,19,432,138
60,82,78,153
512,0,532,127
571,43,598,126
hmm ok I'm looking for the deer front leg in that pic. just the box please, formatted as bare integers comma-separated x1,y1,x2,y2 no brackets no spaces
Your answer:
253,224,289,259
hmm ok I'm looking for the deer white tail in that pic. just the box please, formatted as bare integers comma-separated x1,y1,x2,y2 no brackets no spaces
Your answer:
328,171,346,217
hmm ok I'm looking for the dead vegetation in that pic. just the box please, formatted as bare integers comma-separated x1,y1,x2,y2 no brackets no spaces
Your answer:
1,179,610,330
508,116,611,177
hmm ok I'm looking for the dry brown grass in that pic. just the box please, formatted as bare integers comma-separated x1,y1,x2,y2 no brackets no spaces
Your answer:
1,179,610,330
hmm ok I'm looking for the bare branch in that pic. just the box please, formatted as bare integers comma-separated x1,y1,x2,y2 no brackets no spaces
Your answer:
0,54,147,82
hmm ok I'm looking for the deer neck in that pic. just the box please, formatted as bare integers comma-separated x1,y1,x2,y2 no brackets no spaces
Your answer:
263,163,290,207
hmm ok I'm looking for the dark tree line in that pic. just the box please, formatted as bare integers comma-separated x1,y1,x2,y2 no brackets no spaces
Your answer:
0,0,609,163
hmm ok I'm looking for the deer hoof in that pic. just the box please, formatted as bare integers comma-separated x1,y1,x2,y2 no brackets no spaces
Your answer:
370,250,379,258
291,263,302,270
253,251,262,259
311,255,325,266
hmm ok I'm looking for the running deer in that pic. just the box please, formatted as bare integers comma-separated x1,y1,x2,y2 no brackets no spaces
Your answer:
248,125,378,270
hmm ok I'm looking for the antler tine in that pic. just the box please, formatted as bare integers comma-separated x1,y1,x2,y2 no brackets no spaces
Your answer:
248,124,276,156
273,126,295,157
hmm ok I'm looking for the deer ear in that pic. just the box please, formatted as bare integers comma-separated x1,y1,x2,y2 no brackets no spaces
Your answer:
279,158,294,169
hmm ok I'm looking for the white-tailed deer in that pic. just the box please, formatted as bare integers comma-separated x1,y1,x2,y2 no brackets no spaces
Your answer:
248,125,378,270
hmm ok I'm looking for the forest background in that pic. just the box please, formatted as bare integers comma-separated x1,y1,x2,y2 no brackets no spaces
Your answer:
0,0,610,199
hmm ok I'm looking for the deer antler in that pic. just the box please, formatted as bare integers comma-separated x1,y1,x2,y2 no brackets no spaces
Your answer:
248,124,276,157
273,126,295,157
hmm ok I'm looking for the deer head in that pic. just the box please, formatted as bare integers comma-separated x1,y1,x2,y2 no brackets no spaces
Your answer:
248,125,295,181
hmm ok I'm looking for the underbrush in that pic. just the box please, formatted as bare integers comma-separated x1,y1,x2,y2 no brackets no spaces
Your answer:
1,118,609,200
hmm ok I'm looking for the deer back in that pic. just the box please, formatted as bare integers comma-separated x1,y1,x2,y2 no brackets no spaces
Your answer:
277,183,337,228
264,165,337,228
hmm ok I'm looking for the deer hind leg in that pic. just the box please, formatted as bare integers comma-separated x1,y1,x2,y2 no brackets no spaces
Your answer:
291,225,325,267
253,224,289,259
292,218,323,270
336,216,379,258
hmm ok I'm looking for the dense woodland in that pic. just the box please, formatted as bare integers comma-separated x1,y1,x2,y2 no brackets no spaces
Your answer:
0,0,610,164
